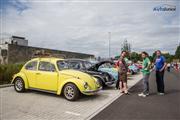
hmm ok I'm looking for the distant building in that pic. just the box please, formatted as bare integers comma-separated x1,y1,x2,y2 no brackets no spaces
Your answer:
0,36,94,64
0,36,28,46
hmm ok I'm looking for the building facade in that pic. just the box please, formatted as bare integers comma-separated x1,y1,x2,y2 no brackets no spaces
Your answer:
0,36,94,64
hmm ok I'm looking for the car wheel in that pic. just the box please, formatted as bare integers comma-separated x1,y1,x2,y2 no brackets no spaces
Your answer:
14,77,25,92
63,83,79,101
130,70,134,75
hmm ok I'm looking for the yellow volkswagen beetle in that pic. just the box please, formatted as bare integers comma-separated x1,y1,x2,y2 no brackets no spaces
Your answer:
11,58,101,101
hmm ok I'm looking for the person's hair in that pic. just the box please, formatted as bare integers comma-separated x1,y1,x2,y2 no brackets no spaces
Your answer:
156,50,161,54
141,51,149,57
121,50,126,54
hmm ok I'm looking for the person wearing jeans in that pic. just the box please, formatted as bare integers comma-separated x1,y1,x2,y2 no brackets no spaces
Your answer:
155,50,167,95
138,52,151,97
156,70,165,93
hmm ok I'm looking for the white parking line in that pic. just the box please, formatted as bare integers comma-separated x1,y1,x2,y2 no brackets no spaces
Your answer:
65,111,81,116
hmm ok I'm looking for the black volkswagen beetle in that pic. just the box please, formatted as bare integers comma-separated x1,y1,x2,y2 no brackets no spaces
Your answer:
64,59,116,88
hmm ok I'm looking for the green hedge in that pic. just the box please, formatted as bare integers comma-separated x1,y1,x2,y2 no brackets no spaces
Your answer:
0,64,24,85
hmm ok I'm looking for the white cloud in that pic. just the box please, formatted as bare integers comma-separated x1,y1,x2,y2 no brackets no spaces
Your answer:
1,0,180,57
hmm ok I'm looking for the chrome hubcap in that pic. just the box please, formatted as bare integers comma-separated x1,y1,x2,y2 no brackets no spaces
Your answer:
64,86,74,99
15,79,23,91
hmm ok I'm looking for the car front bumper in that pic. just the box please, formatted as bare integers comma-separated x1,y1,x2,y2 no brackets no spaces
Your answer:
82,87,102,95
105,80,116,86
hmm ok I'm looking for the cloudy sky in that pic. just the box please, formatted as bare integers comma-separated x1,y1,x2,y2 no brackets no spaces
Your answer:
0,0,180,57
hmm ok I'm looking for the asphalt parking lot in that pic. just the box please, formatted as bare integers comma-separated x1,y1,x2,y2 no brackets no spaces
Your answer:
92,70,180,120
0,74,142,120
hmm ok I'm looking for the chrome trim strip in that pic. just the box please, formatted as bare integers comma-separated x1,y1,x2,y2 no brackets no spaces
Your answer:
29,87,57,94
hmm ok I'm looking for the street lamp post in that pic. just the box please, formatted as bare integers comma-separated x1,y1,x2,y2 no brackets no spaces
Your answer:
108,32,111,58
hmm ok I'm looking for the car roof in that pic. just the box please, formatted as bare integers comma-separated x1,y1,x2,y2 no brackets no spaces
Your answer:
65,59,89,62
30,57,64,62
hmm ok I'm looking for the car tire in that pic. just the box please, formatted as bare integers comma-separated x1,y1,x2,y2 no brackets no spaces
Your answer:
14,77,25,92
130,70,134,75
63,83,80,101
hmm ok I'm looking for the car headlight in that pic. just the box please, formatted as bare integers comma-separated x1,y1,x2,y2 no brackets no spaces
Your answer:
84,82,89,89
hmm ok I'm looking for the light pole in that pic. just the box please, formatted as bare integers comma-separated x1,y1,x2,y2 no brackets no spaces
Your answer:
108,32,111,58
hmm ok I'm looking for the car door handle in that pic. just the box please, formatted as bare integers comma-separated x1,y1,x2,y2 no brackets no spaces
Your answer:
36,73,41,75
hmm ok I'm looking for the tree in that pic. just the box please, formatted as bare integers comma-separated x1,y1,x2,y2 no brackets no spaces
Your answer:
175,45,180,59
121,39,131,53
163,53,174,63
130,52,141,63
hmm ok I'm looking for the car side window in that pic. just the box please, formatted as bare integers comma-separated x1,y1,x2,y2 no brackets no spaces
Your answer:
83,61,92,69
68,61,81,69
99,63,113,69
38,61,56,72
25,61,37,70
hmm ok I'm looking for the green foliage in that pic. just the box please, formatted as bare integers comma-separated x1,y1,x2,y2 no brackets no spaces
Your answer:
130,52,141,63
0,64,24,85
163,53,174,63
114,55,120,59
175,45,180,59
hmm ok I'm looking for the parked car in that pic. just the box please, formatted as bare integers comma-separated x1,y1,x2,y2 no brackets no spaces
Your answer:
11,58,101,101
65,59,116,88
128,64,139,75
134,64,143,69
90,61,118,81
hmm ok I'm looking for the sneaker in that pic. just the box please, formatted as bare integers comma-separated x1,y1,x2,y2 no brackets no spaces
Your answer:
138,93,146,97
157,93,165,96
125,92,131,95
120,90,124,93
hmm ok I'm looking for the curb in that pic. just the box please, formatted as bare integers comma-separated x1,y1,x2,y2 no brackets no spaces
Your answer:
0,84,13,88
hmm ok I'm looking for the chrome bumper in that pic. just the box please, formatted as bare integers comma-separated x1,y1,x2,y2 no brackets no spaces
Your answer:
82,87,102,94
105,81,116,86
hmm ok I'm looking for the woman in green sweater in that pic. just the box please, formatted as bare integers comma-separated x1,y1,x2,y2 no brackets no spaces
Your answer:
138,52,151,97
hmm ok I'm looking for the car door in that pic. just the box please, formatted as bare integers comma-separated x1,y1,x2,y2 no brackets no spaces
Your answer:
36,61,58,91
24,60,38,88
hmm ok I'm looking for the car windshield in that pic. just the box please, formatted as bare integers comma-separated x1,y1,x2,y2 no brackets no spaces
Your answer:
99,63,114,69
84,61,93,69
57,60,69,70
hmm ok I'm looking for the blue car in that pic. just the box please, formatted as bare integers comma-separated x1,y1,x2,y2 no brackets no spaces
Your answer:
128,64,139,75
99,68,118,81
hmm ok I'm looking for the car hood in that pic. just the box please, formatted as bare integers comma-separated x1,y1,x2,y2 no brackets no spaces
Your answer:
59,69,97,87
128,65,138,70
87,60,115,71
99,68,118,81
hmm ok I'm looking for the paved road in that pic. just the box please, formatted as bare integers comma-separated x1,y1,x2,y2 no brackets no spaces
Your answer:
92,70,180,120
0,74,142,120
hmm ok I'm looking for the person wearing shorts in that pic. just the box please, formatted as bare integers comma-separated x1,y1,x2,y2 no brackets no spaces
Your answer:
118,51,128,94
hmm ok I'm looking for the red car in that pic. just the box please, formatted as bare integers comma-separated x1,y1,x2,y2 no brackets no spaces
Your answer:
135,64,142,69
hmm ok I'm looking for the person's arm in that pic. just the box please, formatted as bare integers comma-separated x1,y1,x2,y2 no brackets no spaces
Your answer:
144,60,151,71
160,56,167,72
160,63,167,72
